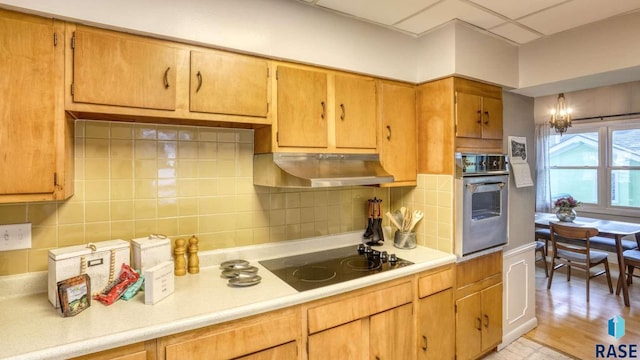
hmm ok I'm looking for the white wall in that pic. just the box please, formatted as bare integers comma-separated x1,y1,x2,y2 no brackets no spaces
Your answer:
414,22,456,83
454,22,519,89
517,11,640,96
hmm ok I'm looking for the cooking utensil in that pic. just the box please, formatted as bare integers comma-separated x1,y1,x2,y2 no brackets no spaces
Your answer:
386,211,403,230
363,199,374,239
407,210,424,232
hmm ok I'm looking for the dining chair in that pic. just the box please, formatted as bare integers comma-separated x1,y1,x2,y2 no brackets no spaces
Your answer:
616,249,640,295
535,240,549,277
547,223,614,302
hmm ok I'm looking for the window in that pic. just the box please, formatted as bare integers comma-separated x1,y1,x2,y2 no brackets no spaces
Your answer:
548,121,640,214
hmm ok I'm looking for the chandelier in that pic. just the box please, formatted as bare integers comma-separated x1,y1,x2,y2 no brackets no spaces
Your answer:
549,93,572,135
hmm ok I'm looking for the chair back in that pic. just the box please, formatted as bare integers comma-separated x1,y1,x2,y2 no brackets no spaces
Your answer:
550,222,599,257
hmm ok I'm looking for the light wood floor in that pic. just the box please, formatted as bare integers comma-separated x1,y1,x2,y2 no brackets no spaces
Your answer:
525,260,640,359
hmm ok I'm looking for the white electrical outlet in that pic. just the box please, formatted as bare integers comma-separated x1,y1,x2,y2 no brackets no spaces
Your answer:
0,223,32,251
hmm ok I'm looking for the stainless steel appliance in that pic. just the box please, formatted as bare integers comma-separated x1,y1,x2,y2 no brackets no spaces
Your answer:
259,245,412,292
455,153,509,258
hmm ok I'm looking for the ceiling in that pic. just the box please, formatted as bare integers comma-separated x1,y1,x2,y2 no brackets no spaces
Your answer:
298,0,640,44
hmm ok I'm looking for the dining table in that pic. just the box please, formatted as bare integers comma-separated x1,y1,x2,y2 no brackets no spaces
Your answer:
535,212,640,307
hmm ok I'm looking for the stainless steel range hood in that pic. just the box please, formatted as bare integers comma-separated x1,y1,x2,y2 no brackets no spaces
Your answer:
253,153,394,188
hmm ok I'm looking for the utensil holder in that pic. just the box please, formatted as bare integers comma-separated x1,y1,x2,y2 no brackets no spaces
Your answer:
394,231,416,249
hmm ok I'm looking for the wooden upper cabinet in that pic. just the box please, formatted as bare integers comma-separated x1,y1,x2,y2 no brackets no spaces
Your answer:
72,26,177,110
334,74,376,149
276,65,328,148
454,78,503,141
190,50,268,117
0,10,71,202
379,81,416,184
481,96,503,140
455,92,483,138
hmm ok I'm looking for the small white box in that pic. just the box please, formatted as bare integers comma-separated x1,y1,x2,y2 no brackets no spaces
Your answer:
131,235,172,272
48,240,130,308
143,261,175,305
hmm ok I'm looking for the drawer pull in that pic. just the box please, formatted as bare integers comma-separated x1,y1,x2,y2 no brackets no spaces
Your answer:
386,125,391,140
476,317,482,331
163,67,171,89
484,314,490,328
321,101,326,119
340,103,346,120
196,71,203,93
422,335,428,351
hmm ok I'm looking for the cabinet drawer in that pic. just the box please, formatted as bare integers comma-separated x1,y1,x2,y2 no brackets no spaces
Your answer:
307,281,412,334
162,311,298,360
456,251,502,289
418,266,454,298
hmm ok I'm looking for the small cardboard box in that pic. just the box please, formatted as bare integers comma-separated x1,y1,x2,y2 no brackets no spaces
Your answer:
131,236,172,272
48,240,130,308
143,261,175,305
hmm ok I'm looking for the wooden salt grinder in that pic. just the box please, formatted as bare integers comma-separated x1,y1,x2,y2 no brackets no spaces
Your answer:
187,235,200,274
173,238,187,276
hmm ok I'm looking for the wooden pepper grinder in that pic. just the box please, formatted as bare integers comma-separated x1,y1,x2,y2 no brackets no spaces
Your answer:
173,238,187,276
187,235,200,274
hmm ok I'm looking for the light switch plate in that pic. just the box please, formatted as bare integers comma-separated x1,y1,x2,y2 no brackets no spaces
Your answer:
0,223,32,251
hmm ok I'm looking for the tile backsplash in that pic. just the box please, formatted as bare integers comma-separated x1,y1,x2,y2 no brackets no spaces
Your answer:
0,120,389,276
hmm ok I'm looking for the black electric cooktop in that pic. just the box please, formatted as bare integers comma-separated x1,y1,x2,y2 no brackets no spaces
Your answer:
259,244,413,292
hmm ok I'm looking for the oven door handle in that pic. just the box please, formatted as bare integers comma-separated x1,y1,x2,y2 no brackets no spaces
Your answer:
466,182,506,193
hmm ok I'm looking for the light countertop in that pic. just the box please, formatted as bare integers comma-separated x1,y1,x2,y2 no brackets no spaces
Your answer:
0,232,456,360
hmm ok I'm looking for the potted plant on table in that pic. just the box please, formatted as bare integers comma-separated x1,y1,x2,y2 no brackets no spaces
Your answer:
553,195,581,222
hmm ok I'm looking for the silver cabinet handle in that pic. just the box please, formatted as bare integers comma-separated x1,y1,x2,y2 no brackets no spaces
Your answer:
163,67,171,89
196,71,203,93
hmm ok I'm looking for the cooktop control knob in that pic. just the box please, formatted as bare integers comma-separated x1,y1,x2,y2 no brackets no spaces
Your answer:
372,250,380,257
364,245,373,254
389,253,398,264
380,251,388,263
357,244,365,253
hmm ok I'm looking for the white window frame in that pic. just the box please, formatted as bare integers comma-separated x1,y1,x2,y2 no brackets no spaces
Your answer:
549,118,640,217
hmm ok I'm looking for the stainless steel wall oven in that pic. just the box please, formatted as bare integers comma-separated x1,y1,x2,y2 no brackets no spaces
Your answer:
455,153,509,258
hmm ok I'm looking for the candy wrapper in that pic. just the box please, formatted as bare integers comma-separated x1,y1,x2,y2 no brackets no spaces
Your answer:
121,272,145,301
94,263,139,305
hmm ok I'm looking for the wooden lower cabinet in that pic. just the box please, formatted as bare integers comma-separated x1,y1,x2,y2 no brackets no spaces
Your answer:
70,341,156,360
306,279,414,360
455,252,503,360
371,303,414,360
157,307,301,360
416,265,455,360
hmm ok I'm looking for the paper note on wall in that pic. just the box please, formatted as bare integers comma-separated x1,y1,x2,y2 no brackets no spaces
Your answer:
508,136,534,188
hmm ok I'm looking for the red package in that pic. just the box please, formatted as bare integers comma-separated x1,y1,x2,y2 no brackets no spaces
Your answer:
94,263,140,305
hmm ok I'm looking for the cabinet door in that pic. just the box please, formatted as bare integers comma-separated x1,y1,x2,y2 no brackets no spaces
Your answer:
417,289,454,360
235,341,297,360
276,66,327,148
334,74,376,149
190,50,268,117
481,283,503,351
481,97,502,140
0,12,57,195
455,292,482,360
308,320,362,360
73,27,177,110
379,82,416,183
455,92,483,138
370,303,414,360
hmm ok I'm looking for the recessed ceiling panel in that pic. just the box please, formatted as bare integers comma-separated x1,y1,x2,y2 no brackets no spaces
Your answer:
315,0,440,26
467,0,567,20
490,23,542,44
519,0,640,35
395,0,504,35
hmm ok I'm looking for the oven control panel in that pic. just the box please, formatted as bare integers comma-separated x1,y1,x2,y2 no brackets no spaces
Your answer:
456,153,509,177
